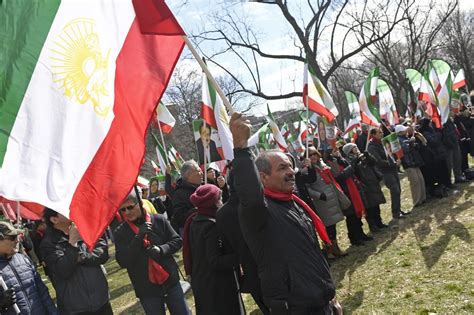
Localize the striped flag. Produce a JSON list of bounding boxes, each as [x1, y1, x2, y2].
[[281, 123, 290, 139], [419, 72, 441, 128], [248, 123, 270, 147], [430, 59, 451, 93], [266, 105, 288, 151], [152, 134, 168, 177], [151, 160, 161, 175], [0, 0, 185, 247], [200, 72, 234, 160], [344, 91, 361, 134], [156, 102, 175, 134], [359, 67, 381, 126], [437, 73, 453, 125], [377, 79, 398, 126], [405, 69, 423, 92], [303, 62, 339, 121], [453, 69, 467, 90]]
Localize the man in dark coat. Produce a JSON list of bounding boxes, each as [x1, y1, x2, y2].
[[170, 160, 202, 234], [229, 113, 341, 314], [343, 143, 387, 232], [367, 127, 407, 220], [0, 221, 57, 315], [216, 169, 269, 314], [114, 190, 190, 315], [40, 209, 111, 315]]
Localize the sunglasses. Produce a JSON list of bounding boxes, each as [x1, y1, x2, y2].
[[119, 202, 137, 212]]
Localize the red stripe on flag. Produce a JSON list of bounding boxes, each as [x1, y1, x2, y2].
[[306, 97, 336, 122], [201, 102, 217, 129], [70, 18, 184, 248], [453, 80, 466, 90], [159, 121, 174, 134], [132, 0, 185, 35]]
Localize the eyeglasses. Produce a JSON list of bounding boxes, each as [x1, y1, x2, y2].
[[119, 203, 137, 212], [1, 235, 18, 241]]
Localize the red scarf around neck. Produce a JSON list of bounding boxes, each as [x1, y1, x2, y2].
[[337, 164, 365, 218], [263, 188, 331, 244], [126, 212, 169, 285], [315, 165, 342, 191]]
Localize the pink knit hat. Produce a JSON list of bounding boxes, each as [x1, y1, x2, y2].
[[190, 184, 222, 210]]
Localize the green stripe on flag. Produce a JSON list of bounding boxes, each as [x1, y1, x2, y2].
[[207, 78, 217, 108], [0, 0, 61, 165]]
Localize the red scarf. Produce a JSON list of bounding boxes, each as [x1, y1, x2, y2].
[[263, 188, 331, 244], [126, 213, 169, 285], [315, 165, 342, 191], [337, 164, 365, 218]]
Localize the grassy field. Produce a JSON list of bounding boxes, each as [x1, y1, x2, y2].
[[41, 175, 474, 314]]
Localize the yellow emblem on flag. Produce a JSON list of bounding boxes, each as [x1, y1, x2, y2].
[[51, 18, 111, 117]]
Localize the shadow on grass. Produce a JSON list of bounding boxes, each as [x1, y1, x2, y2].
[[110, 283, 135, 301], [331, 183, 473, 312], [117, 301, 144, 315]]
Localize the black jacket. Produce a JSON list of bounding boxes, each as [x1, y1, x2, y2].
[[367, 139, 398, 173], [233, 148, 335, 308], [216, 172, 266, 313], [40, 229, 109, 314], [114, 214, 181, 298], [171, 179, 198, 231], [189, 214, 240, 314], [398, 136, 424, 168]]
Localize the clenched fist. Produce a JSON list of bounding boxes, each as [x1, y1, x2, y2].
[[229, 112, 251, 149]]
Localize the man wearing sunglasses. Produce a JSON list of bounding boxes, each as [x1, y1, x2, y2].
[[114, 190, 190, 315], [0, 221, 57, 314]]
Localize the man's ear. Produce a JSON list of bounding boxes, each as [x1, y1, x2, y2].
[[259, 171, 269, 185], [49, 216, 58, 226]]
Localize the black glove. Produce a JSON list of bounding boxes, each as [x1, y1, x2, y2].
[[319, 192, 327, 201], [0, 288, 16, 310], [146, 245, 162, 261], [137, 222, 154, 239]]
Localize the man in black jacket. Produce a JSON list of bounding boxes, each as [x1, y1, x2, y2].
[[367, 128, 408, 220], [114, 190, 190, 315], [170, 160, 202, 234], [229, 113, 341, 315], [216, 168, 269, 314], [40, 208, 111, 315]]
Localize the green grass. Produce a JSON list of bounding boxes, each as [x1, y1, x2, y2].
[[40, 176, 474, 314]]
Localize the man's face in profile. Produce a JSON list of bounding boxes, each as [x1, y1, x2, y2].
[[200, 124, 211, 147]]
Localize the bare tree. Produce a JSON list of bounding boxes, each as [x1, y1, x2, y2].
[[192, 0, 415, 102], [358, 0, 458, 114], [439, 8, 474, 90]]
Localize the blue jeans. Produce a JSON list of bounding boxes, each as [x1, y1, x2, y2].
[[140, 282, 191, 315]]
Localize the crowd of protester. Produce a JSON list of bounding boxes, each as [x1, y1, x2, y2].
[[1, 94, 473, 314]]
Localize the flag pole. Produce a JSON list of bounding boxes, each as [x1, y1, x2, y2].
[[182, 36, 234, 114], [305, 94, 310, 159], [16, 201, 21, 226], [157, 117, 170, 165]]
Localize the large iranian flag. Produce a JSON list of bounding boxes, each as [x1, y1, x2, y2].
[[359, 67, 381, 126], [0, 0, 185, 247], [453, 69, 467, 90], [405, 69, 423, 92], [303, 62, 339, 121], [419, 72, 441, 128], [430, 59, 451, 93]]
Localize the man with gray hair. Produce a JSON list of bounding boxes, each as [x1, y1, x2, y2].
[[170, 160, 203, 234], [114, 189, 190, 315], [230, 113, 341, 314]]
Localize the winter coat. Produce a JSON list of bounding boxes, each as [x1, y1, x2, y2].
[[305, 165, 344, 227], [216, 188, 262, 300], [171, 179, 198, 231], [189, 214, 240, 315], [367, 139, 398, 173], [40, 229, 109, 314], [398, 135, 424, 168], [233, 148, 335, 309], [114, 214, 181, 298], [422, 127, 448, 161], [346, 152, 386, 209], [0, 253, 57, 315], [442, 119, 459, 150]]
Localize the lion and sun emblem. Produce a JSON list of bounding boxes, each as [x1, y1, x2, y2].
[[50, 18, 111, 117]]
